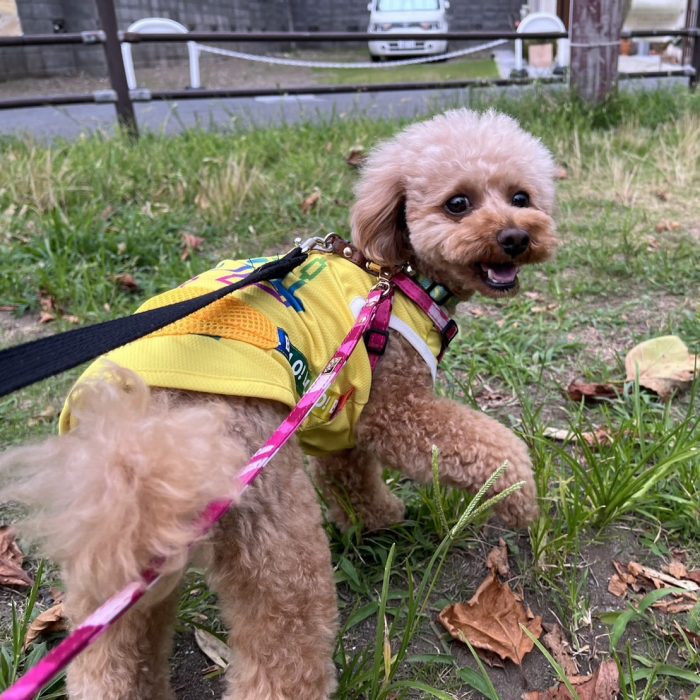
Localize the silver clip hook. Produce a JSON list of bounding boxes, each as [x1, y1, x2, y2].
[[294, 233, 336, 253]]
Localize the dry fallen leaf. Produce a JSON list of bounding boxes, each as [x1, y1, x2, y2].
[[686, 570, 700, 585], [300, 189, 321, 214], [542, 427, 613, 447], [629, 560, 699, 591], [581, 428, 613, 446], [645, 236, 660, 251], [345, 146, 367, 168], [607, 574, 628, 598], [38, 311, 55, 324], [194, 191, 210, 211], [655, 220, 681, 233], [181, 233, 206, 262], [0, 527, 33, 588], [439, 572, 542, 666], [113, 273, 140, 292], [541, 622, 579, 676], [566, 381, 619, 403], [652, 597, 697, 614], [24, 602, 68, 649], [194, 627, 230, 669], [34, 405, 56, 421], [572, 659, 620, 699], [522, 659, 619, 700], [664, 560, 688, 579], [612, 560, 634, 582], [476, 387, 516, 409], [467, 306, 487, 318], [532, 303, 559, 314], [485, 538, 510, 577], [624, 335, 698, 400], [610, 560, 700, 614], [39, 292, 56, 314]]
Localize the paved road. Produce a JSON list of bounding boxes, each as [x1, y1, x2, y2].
[[0, 87, 481, 141], [0, 75, 689, 141]]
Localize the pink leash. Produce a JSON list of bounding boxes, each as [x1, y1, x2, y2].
[[1, 283, 393, 700]]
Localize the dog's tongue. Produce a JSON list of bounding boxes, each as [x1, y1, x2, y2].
[[482, 263, 518, 284]]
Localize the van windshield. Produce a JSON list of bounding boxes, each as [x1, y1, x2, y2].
[[376, 0, 440, 10]]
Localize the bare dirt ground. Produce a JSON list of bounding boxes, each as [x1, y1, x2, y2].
[[166, 525, 654, 700]]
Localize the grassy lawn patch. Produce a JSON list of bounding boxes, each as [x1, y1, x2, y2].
[[0, 88, 698, 699], [316, 55, 499, 85]]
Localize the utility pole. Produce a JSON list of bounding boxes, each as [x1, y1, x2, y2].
[[569, 0, 627, 104]]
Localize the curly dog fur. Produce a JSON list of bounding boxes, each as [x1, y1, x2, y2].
[[0, 108, 557, 699]]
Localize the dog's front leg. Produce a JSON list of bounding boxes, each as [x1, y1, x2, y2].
[[313, 449, 406, 531], [357, 336, 539, 527]]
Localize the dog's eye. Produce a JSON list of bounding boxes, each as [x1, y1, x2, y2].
[[511, 191, 530, 208], [444, 195, 471, 216]]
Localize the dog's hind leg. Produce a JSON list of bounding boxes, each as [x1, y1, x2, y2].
[[65, 582, 181, 700], [0, 374, 251, 698], [313, 449, 406, 532], [208, 442, 338, 700]]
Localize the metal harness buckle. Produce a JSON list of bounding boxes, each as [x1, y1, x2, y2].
[[295, 232, 337, 253]]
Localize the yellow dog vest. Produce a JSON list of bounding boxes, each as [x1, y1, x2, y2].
[[60, 252, 442, 455]]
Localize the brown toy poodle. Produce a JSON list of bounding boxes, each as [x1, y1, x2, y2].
[[0, 108, 557, 699]]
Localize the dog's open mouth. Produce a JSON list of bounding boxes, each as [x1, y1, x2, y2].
[[478, 262, 519, 291]]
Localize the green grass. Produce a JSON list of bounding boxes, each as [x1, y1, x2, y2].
[[316, 56, 499, 85], [1, 87, 699, 698]]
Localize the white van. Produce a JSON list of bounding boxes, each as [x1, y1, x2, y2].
[[367, 0, 450, 60]]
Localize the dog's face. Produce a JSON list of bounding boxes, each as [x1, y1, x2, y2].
[[351, 109, 558, 299]]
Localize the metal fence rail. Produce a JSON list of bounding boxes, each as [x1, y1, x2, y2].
[[0, 0, 697, 137]]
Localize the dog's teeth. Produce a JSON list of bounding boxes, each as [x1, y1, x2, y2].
[[483, 264, 518, 285]]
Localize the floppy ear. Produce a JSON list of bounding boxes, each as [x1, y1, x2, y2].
[[350, 143, 412, 267]]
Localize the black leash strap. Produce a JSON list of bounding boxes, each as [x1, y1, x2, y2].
[[0, 247, 309, 399]]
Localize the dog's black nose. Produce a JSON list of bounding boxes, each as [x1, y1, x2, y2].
[[497, 228, 530, 258]]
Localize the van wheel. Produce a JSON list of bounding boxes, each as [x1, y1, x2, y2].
[[370, 55, 382, 62]]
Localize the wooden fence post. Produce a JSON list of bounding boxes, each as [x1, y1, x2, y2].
[[569, 0, 627, 104], [95, 0, 138, 136], [690, 0, 700, 90]]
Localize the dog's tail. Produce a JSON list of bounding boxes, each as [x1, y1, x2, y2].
[[0, 367, 246, 598]]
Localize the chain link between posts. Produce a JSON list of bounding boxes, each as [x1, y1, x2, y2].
[[195, 39, 508, 69]]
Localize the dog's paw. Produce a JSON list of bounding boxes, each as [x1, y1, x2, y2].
[[329, 491, 406, 533], [361, 492, 406, 532], [492, 439, 539, 528], [495, 485, 539, 528], [478, 429, 539, 528]]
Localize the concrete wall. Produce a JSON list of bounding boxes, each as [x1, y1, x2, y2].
[[0, 0, 100, 80], [1, 0, 524, 80], [287, 0, 523, 32]]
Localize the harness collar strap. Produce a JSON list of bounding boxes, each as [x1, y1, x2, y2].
[[392, 273, 459, 359], [413, 274, 454, 306], [322, 234, 459, 360]]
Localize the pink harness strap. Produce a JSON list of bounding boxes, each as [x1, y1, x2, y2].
[[2, 260, 460, 700], [0, 285, 391, 700]]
